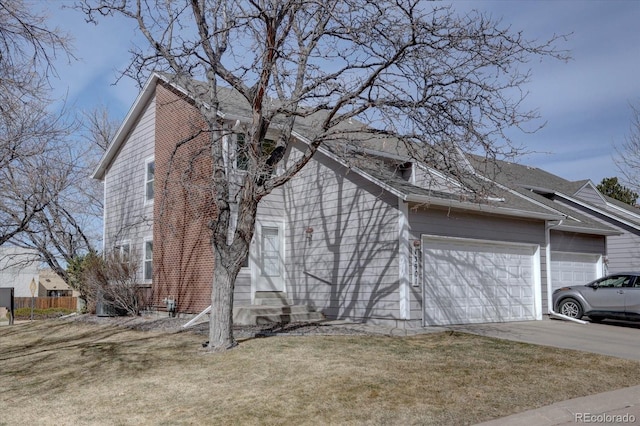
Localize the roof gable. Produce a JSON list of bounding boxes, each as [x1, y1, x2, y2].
[[92, 73, 164, 180], [574, 182, 607, 207], [467, 155, 640, 233]]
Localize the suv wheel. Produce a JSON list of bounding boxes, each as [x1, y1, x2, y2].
[[558, 298, 583, 319]]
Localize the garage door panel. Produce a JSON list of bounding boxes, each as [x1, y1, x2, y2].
[[423, 238, 538, 326], [551, 252, 599, 292], [495, 297, 510, 310], [468, 307, 484, 321], [470, 285, 496, 298], [494, 286, 508, 299], [510, 285, 525, 298]]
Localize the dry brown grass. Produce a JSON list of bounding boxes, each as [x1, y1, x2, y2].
[[2, 320, 640, 426]]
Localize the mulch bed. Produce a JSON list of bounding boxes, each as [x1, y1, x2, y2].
[[69, 313, 374, 338]]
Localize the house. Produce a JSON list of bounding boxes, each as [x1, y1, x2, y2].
[[38, 269, 78, 298], [0, 246, 39, 298], [471, 157, 640, 275], [92, 73, 617, 327]]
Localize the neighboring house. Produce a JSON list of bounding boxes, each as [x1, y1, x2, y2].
[[571, 186, 640, 273], [473, 157, 640, 276], [92, 73, 617, 327], [0, 247, 40, 298], [38, 269, 78, 298]]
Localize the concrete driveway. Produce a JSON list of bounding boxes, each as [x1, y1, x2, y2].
[[449, 317, 640, 361]]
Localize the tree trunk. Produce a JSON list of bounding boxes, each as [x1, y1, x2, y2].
[[208, 254, 237, 351]]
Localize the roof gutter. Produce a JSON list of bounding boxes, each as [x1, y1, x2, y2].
[[521, 182, 640, 228], [404, 193, 564, 221], [556, 193, 640, 232], [550, 222, 621, 236]]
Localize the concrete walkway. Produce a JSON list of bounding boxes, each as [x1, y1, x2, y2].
[[475, 384, 640, 425], [449, 318, 640, 361]]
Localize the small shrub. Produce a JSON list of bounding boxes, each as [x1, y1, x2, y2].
[[12, 307, 75, 321], [83, 252, 148, 316], [67, 251, 151, 317]]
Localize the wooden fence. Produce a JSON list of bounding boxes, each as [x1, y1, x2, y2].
[[14, 297, 77, 310]]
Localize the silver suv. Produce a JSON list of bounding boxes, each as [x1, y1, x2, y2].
[[552, 273, 640, 322]]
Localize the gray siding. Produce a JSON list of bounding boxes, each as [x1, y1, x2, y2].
[[103, 96, 156, 281], [413, 164, 463, 194], [408, 207, 548, 318], [259, 187, 287, 217], [606, 232, 640, 272], [234, 270, 252, 306], [555, 199, 640, 273], [550, 231, 605, 254], [280, 143, 401, 321], [575, 186, 606, 207]]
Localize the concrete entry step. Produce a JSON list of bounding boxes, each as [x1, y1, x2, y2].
[[233, 292, 324, 325], [253, 291, 293, 306]]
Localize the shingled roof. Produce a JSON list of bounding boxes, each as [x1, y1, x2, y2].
[[467, 155, 619, 235], [95, 73, 599, 224]]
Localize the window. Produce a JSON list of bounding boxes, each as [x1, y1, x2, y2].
[[114, 241, 130, 261], [236, 134, 248, 170], [47, 290, 71, 297], [261, 138, 276, 157], [145, 158, 155, 202], [144, 239, 153, 281], [596, 275, 632, 288], [234, 134, 276, 171]]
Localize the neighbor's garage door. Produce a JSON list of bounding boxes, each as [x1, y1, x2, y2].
[[422, 237, 539, 326], [550, 252, 600, 292]]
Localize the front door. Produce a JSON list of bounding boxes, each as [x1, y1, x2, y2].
[[252, 219, 285, 293]]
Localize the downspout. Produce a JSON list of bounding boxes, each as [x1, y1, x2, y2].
[[545, 219, 559, 316], [545, 219, 588, 324], [102, 180, 107, 253], [398, 198, 411, 321]]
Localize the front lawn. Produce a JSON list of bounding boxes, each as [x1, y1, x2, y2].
[[1, 319, 639, 425]]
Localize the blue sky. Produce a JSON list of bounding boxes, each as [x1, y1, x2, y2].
[[43, 0, 640, 185]]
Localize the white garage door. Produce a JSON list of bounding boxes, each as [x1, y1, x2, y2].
[[423, 237, 539, 326], [550, 252, 600, 292]]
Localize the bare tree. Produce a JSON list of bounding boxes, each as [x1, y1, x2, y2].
[[0, 0, 72, 101], [10, 106, 116, 282], [80, 0, 568, 351], [82, 105, 120, 152], [0, 97, 72, 246], [1, 2, 112, 298], [617, 102, 640, 195], [0, 0, 74, 246]]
